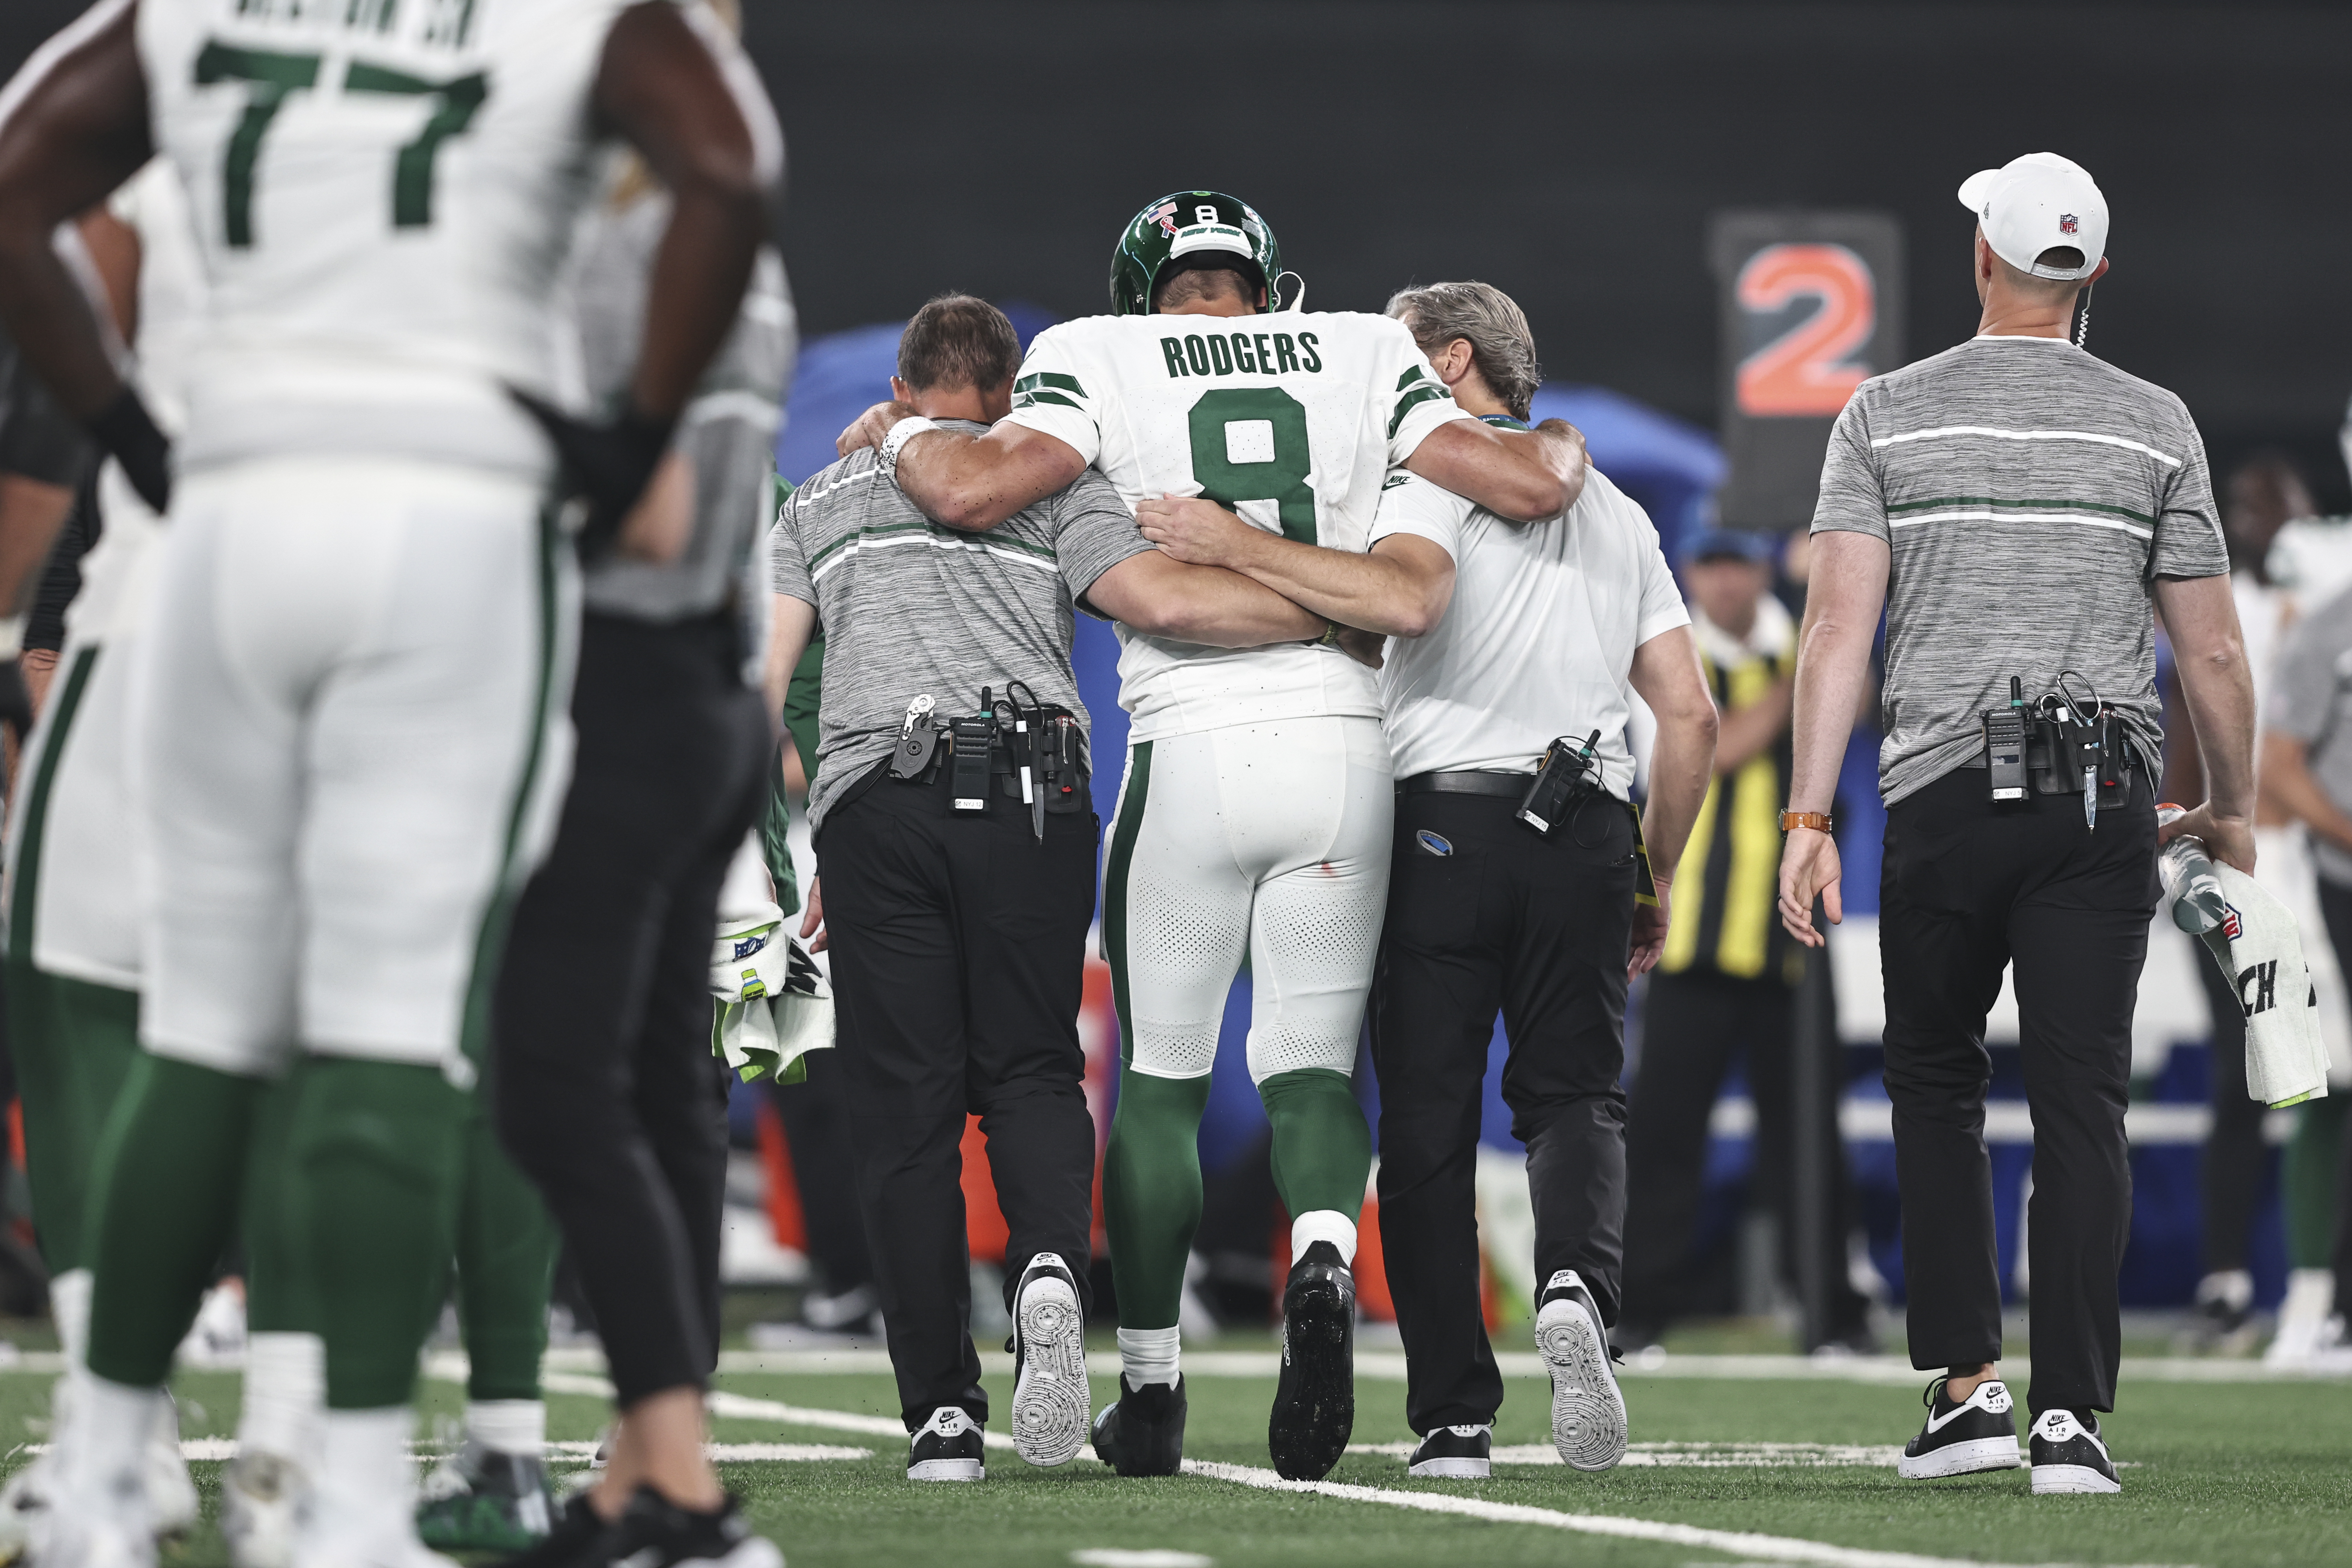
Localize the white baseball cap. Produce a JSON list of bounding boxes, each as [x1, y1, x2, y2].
[[1956, 153, 2107, 281]]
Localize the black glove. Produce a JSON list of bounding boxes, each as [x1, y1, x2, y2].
[[509, 388, 675, 561], [86, 384, 173, 515]]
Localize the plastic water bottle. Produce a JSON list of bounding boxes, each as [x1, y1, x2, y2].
[[2156, 803, 2230, 935]]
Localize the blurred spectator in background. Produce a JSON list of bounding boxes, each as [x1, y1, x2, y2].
[[2255, 580, 2352, 1366], [2160, 452, 2316, 1350], [1619, 529, 1872, 1353]]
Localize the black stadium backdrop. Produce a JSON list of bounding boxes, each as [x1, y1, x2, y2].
[[5, 1, 2347, 510]]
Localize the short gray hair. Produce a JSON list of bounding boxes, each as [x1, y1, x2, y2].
[[1384, 280, 1541, 420]]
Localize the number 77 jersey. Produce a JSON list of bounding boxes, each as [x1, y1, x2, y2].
[[1003, 310, 1472, 742], [140, 0, 632, 478]]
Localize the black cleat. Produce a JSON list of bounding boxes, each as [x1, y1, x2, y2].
[[2029, 1409, 2120, 1494], [1090, 1375, 1187, 1477], [417, 1440, 558, 1552], [906, 1406, 986, 1482], [1897, 1376, 2022, 1479], [1407, 1424, 1491, 1479], [1269, 1240, 1355, 1481]]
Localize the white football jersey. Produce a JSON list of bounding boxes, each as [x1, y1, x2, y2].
[[1004, 310, 1472, 742], [140, 0, 632, 477]]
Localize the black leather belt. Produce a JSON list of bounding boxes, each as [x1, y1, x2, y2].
[[1398, 769, 1532, 798]]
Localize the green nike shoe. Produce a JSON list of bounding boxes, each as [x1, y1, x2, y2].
[[415, 1440, 557, 1552]]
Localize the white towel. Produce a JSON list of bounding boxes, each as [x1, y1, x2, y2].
[[2203, 863, 2331, 1108], [710, 916, 833, 1083]]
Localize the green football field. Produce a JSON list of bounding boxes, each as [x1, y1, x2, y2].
[[1, 1344, 2346, 1568]]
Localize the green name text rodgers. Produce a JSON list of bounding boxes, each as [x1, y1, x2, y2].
[[1158, 330, 1322, 379]]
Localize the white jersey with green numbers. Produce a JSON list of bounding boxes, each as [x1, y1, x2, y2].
[[139, 0, 632, 479], [1002, 310, 1473, 742]]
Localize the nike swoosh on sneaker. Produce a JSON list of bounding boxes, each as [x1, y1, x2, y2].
[[1923, 1385, 2008, 1434]]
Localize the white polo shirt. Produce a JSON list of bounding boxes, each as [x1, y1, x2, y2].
[[1369, 430, 1687, 800]]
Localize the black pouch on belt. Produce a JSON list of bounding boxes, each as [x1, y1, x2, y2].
[[949, 713, 995, 812]]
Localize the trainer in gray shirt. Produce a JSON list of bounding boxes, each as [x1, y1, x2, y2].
[[2267, 584, 2352, 887], [770, 422, 1148, 829], [1812, 334, 2228, 802]]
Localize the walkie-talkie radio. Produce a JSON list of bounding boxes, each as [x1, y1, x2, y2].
[[1983, 677, 2029, 802], [1517, 730, 1603, 837]]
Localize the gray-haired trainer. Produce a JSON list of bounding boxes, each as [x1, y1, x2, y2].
[[1535, 1270, 1626, 1471], [1407, 1425, 1491, 1479], [1898, 1376, 2022, 1479], [1009, 1252, 1089, 1467], [2029, 1409, 2120, 1494], [907, 1407, 986, 1482]]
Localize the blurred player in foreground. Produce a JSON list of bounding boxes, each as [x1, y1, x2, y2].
[[0, 1, 776, 1562]]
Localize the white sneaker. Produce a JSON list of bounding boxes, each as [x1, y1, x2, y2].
[[2265, 1268, 2335, 1365], [221, 1451, 309, 1568], [176, 1285, 249, 1369], [1535, 1270, 1626, 1472], [1008, 1253, 1088, 1468]]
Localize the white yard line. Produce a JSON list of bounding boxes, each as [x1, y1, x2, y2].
[[1186, 1459, 2185, 1568], [705, 1347, 2349, 1386]]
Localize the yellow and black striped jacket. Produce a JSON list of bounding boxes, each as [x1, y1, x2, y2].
[[1658, 602, 1803, 986]]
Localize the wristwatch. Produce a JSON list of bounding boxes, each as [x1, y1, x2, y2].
[[1780, 811, 1833, 833]]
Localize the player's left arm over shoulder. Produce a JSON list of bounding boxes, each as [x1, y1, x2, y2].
[[1059, 468, 1323, 647], [1403, 417, 1586, 523]]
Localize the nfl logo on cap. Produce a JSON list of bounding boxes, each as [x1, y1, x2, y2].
[[2060, 213, 2079, 235]]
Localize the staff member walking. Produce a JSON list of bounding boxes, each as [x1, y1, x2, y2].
[[1620, 528, 1874, 1355], [769, 295, 1340, 1483], [1779, 153, 2254, 1494], [1144, 281, 1717, 1478]]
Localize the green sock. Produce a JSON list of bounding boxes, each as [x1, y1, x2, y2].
[[1259, 1067, 1372, 1225], [8, 967, 140, 1275], [1102, 1067, 1211, 1331], [268, 1057, 468, 1410], [2284, 1097, 2345, 1270], [240, 1074, 306, 1335], [84, 1053, 266, 1388], [455, 1110, 557, 1404]]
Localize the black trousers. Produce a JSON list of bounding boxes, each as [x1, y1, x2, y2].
[[816, 763, 1099, 1431], [1621, 970, 1871, 1339], [2194, 948, 2271, 1275], [1879, 765, 2158, 1416], [493, 612, 769, 1406], [1370, 789, 1633, 1435]]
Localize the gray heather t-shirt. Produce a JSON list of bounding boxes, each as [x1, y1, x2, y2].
[[1812, 335, 2229, 804], [769, 422, 1153, 828], [2267, 583, 2352, 886], [562, 189, 796, 623]]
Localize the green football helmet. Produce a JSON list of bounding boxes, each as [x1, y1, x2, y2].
[[1108, 191, 1285, 316]]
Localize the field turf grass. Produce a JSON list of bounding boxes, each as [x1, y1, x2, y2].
[[0, 1357, 2343, 1567]]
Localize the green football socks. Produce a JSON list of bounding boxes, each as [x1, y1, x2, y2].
[[8, 972, 141, 1275], [83, 1053, 265, 1389], [266, 1056, 468, 1410], [1102, 1067, 1213, 1331], [453, 1109, 558, 1404], [1258, 1067, 1373, 1228]]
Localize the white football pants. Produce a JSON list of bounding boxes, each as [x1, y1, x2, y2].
[[131, 457, 576, 1078], [1105, 715, 1392, 1084]]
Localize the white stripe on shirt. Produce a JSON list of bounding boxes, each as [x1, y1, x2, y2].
[[1888, 507, 2154, 541], [808, 530, 1061, 584], [1870, 425, 2183, 468]]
